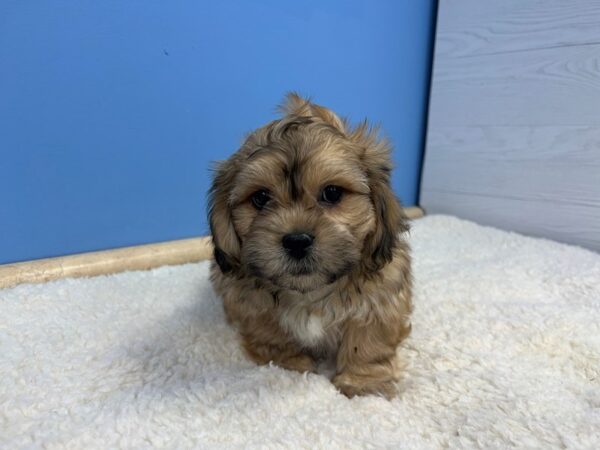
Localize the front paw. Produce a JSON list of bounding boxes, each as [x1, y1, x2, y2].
[[277, 353, 316, 373], [332, 373, 397, 399]]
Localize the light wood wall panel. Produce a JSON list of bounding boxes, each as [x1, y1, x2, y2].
[[422, 0, 600, 251]]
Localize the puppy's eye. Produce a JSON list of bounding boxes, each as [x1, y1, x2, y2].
[[251, 189, 271, 210], [320, 185, 343, 204]]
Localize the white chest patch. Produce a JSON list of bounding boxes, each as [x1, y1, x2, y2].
[[280, 310, 325, 348]]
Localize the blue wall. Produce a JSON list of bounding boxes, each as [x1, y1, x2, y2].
[[0, 0, 436, 264]]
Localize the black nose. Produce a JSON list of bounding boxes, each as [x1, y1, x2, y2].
[[282, 233, 314, 260]]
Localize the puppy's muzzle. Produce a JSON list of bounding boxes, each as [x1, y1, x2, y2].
[[282, 232, 314, 260]]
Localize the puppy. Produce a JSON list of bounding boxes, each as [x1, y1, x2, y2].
[[208, 93, 412, 398]]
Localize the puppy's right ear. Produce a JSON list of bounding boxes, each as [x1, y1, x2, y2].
[[208, 160, 241, 275]]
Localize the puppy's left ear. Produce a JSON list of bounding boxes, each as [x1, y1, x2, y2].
[[279, 92, 347, 133], [355, 125, 409, 272], [208, 160, 241, 275]]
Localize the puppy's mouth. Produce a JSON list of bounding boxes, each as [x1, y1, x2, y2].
[[287, 262, 315, 276], [252, 264, 354, 294], [275, 267, 320, 293]]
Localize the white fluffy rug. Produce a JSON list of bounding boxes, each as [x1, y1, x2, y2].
[[1, 215, 599, 449]]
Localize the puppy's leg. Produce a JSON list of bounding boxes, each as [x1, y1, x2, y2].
[[333, 319, 411, 399], [239, 314, 316, 373], [220, 287, 316, 373]]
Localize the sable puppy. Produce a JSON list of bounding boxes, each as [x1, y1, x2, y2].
[[208, 93, 412, 398]]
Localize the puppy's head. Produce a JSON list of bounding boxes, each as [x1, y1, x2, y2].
[[208, 93, 408, 293]]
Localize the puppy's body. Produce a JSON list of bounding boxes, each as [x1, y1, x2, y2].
[[211, 245, 411, 397], [209, 94, 412, 398]]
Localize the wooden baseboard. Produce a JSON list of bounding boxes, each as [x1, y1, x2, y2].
[[0, 206, 423, 289], [0, 237, 214, 290]]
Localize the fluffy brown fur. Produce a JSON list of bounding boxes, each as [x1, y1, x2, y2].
[[208, 93, 412, 398]]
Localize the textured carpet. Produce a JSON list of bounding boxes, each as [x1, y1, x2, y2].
[[1, 215, 599, 449]]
